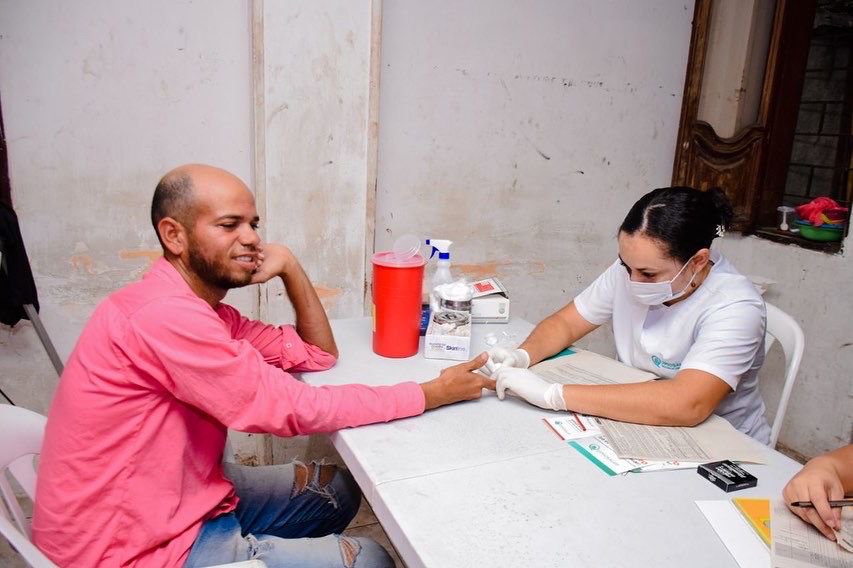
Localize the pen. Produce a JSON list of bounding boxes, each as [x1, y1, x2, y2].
[[542, 419, 565, 441], [789, 499, 853, 509], [572, 412, 587, 432]]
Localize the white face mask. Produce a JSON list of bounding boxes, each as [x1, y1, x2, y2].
[[626, 255, 698, 306]]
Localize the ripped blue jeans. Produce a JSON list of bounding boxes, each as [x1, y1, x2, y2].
[[184, 462, 393, 568]]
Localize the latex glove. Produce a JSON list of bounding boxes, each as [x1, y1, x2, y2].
[[481, 347, 530, 377], [494, 367, 567, 411]]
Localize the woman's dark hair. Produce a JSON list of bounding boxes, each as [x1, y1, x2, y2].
[[619, 186, 734, 263]]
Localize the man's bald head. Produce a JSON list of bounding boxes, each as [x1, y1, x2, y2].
[[151, 164, 253, 248], [151, 166, 197, 247]]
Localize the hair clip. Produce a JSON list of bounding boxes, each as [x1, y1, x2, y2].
[[715, 224, 725, 238]]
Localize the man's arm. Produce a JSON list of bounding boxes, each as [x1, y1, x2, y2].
[[135, 297, 493, 436], [252, 243, 338, 358]]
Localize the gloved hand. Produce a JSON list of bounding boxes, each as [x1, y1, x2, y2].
[[480, 347, 530, 377], [494, 367, 567, 411]]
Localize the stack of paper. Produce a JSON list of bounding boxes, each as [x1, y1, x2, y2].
[[597, 414, 766, 464], [771, 500, 853, 567], [696, 498, 853, 568], [543, 417, 703, 475], [532, 349, 766, 465]]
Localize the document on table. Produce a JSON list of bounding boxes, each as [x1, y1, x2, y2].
[[771, 499, 853, 568], [543, 414, 602, 441], [568, 435, 641, 476], [532, 349, 656, 385], [597, 414, 766, 464], [566, 432, 703, 475], [696, 499, 770, 568], [698, 499, 853, 568], [532, 349, 766, 464]]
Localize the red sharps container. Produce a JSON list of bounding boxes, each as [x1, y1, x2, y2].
[[371, 249, 426, 357]]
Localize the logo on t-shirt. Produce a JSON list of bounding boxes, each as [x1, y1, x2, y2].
[[651, 355, 681, 371]]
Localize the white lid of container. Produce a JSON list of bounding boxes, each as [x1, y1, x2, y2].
[[372, 234, 426, 268]]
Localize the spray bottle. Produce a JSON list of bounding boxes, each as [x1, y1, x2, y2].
[[426, 238, 453, 312]]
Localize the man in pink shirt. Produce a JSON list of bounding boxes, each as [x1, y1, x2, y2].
[[32, 164, 491, 567]]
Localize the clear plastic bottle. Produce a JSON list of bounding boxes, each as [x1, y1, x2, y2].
[[426, 239, 453, 312]]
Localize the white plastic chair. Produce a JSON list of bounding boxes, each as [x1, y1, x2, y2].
[[0, 404, 52, 567], [0, 405, 265, 568], [763, 303, 805, 447]]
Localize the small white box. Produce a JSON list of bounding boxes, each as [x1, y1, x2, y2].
[[470, 278, 510, 323], [424, 311, 471, 361]]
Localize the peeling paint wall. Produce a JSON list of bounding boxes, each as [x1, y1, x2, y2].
[[0, 0, 374, 467], [0, 0, 255, 412], [253, 0, 375, 464], [2, 1, 847, 464], [375, 0, 693, 356], [718, 236, 853, 456], [257, 1, 373, 325], [374, 0, 851, 458]]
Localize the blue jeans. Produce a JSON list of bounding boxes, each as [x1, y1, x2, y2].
[[184, 462, 394, 568]]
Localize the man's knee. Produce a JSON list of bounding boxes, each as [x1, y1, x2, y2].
[[291, 462, 361, 526], [292, 461, 334, 494], [338, 536, 394, 568]]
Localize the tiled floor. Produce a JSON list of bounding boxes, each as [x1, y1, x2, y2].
[[0, 537, 28, 568], [0, 494, 29, 567]]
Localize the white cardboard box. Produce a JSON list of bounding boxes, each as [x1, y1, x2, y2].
[[424, 311, 471, 361], [470, 278, 510, 323]]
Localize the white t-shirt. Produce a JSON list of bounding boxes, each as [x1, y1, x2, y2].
[[573, 249, 771, 444]]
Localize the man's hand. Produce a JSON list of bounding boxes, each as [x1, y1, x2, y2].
[[494, 367, 567, 411], [250, 243, 298, 285], [421, 353, 494, 410], [250, 242, 338, 357], [783, 456, 845, 540], [480, 347, 530, 377]]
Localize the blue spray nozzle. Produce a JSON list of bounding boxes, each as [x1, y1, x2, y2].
[[425, 239, 452, 260]]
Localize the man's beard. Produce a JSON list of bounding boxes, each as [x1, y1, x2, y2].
[[187, 238, 254, 290]]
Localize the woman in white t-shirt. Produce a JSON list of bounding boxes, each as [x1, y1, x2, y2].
[[485, 186, 771, 443]]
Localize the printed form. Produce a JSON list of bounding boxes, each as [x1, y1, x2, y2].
[[531, 349, 766, 464], [533, 349, 656, 386], [771, 500, 853, 568], [597, 415, 766, 464]]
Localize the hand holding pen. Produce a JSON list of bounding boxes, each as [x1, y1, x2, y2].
[[783, 451, 851, 541]]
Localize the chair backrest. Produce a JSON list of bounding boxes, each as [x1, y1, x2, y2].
[[763, 303, 805, 447], [0, 404, 56, 567]]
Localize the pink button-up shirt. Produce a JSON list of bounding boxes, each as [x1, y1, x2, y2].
[[32, 258, 425, 567]]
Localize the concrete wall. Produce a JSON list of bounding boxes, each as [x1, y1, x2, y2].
[[256, 0, 375, 325], [719, 236, 853, 455], [253, 0, 378, 464], [0, 0, 255, 414], [375, 1, 693, 358], [374, 0, 851, 457], [1, 0, 848, 460], [0, 0, 378, 465]]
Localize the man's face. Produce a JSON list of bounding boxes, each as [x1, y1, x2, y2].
[[184, 180, 261, 292]]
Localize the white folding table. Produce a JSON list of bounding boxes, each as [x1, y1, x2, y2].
[[303, 317, 801, 568]]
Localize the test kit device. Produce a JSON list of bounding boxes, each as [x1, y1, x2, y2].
[[424, 281, 474, 361], [470, 278, 510, 323], [697, 460, 758, 492]]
